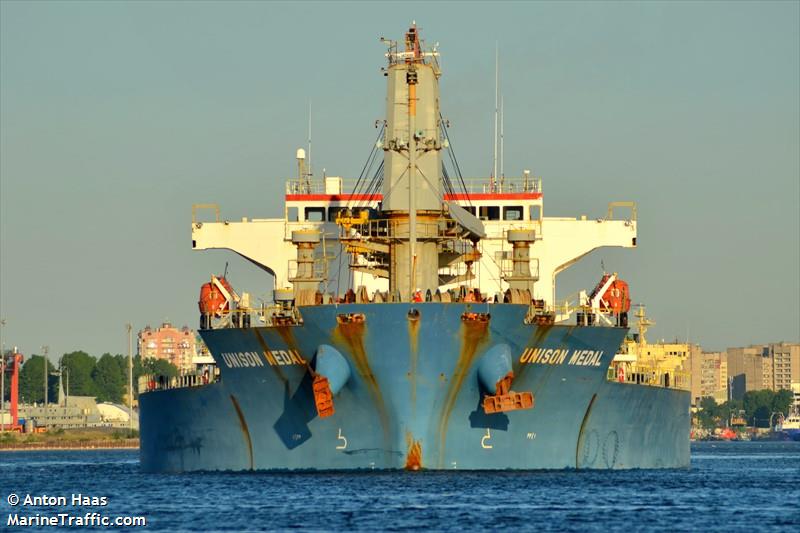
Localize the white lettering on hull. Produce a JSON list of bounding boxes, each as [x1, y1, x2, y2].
[[519, 348, 605, 367], [218, 349, 306, 368]]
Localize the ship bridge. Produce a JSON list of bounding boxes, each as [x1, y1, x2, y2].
[[191, 169, 636, 308]]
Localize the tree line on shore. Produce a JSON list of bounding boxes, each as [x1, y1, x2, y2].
[[2, 351, 179, 406], [695, 389, 794, 429]]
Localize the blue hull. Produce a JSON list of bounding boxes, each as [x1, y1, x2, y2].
[[139, 303, 690, 471], [783, 429, 800, 442]]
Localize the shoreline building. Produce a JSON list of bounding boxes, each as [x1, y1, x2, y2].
[[704, 352, 728, 403], [688, 347, 727, 406], [727, 342, 800, 400], [19, 374, 138, 430], [137, 322, 197, 372], [769, 342, 800, 393], [687, 344, 703, 405], [727, 345, 770, 400]]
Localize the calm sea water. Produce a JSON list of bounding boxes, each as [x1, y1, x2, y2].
[[1, 442, 798, 531]]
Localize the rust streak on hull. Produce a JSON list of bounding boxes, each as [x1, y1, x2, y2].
[[516, 324, 565, 392], [511, 324, 553, 381], [408, 316, 420, 410], [437, 317, 489, 467], [275, 326, 302, 360], [333, 321, 391, 450], [275, 325, 315, 375], [404, 433, 423, 471], [252, 329, 287, 383], [229, 395, 254, 470], [576, 393, 598, 469]]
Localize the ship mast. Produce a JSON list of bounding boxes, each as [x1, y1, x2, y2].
[[379, 23, 445, 300], [335, 24, 485, 301], [407, 27, 419, 298]]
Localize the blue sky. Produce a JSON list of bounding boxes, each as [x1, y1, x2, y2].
[[1, 1, 798, 360]]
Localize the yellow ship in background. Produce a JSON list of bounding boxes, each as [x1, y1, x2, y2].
[[609, 307, 691, 390]]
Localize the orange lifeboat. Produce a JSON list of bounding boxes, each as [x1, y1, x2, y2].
[[601, 278, 630, 314], [198, 276, 235, 316], [592, 274, 631, 314]]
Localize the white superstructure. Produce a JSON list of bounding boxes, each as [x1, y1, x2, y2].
[[191, 167, 637, 314]]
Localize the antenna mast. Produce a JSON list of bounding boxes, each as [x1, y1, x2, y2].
[[307, 100, 313, 184], [500, 94, 504, 190], [493, 42, 498, 189]]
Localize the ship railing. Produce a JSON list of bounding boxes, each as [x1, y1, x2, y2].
[[204, 304, 304, 329], [523, 300, 622, 327], [455, 176, 542, 195], [283, 176, 542, 198], [253, 304, 304, 326], [499, 257, 540, 281], [287, 257, 329, 281], [337, 217, 445, 241], [606, 201, 637, 221], [192, 203, 220, 223], [551, 294, 581, 322], [285, 178, 358, 195], [213, 294, 623, 328], [140, 368, 219, 393], [607, 363, 690, 391], [552, 300, 618, 326]]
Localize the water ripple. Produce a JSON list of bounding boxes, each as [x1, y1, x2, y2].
[[0, 443, 798, 531]]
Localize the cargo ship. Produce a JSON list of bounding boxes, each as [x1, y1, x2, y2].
[[139, 25, 690, 471], [610, 306, 692, 390]]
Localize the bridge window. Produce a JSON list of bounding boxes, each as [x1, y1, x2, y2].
[[287, 207, 298, 222], [478, 206, 500, 221], [529, 205, 542, 222], [328, 207, 346, 222], [503, 206, 523, 221], [305, 207, 325, 222], [461, 206, 476, 215]]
